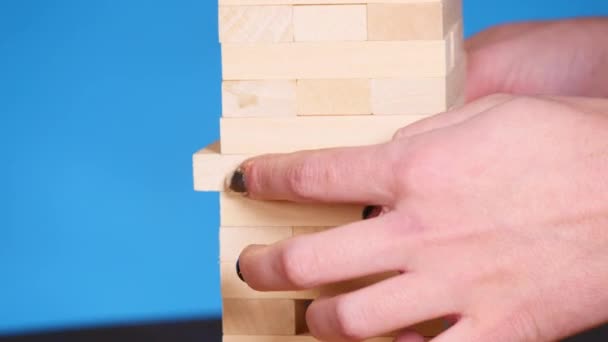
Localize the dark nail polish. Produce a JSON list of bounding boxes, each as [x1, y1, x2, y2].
[[236, 259, 245, 282], [362, 205, 376, 220], [229, 168, 247, 193]]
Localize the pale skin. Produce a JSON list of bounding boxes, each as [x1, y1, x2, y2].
[[236, 19, 608, 342]]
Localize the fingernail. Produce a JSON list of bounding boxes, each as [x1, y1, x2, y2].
[[362, 205, 376, 220], [228, 167, 247, 193], [236, 259, 245, 282]]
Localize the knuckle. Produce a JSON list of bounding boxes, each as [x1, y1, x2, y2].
[[285, 158, 322, 200], [389, 139, 446, 193], [392, 126, 410, 141], [333, 297, 366, 341], [278, 241, 317, 288]]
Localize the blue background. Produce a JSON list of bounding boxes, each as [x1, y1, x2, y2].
[[1, 0, 608, 336]]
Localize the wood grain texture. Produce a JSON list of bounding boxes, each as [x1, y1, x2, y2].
[[223, 80, 297, 117], [368, 3, 443, 40], [220, 193, 361, 227], [220, 115, 427, 154], [220, 227, 293, 262], [223, 299, 309, 335], [222, 41, 448, 80], [219, 6, 293, 43], [293, 5, 367, 42], [371, 60, 466, 115], [296, 79, 371, 115], [371, 76, 448, 115]]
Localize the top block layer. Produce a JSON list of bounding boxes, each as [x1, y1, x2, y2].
[[220, 0, 441, 4]]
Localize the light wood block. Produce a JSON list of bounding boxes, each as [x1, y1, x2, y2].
[[220, 0, 442, 4], [221, 262, 320, 299], [368, 0, 462, 41], [220, 227, 293, 261], [447, 20, 465, 72], [222, 41, 448, 80], [219, 6, 293, 43], [296, 79, 371, 115], [293, 5, 367, 42], [371, 76, 449, 115], [221, 193, 361, 227], [192, 142, 244, 192], [371, 61, 466, 115], [223, 299, 309, 335], [220, 115, 427, 154], [223, 80, 297, 117]]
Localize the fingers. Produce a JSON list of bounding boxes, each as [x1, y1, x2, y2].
[[231, 143, 399, 205], [394, 331, 426, 342], [392, 94, 515, 140], [429, 319, 475, 342], [238, 213, 413, 291], [306, 273, 458, 342]]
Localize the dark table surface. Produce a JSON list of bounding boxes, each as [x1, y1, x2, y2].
[[1, 319, 606, 342]]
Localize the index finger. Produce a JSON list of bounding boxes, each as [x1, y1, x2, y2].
[[228, 143, 400, 205]]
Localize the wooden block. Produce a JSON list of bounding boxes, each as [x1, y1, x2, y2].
[[192, 142, 244, 192], [368, 3, 444, 41], [446, 58, 467, 110], [447, 20, 465, 72], [221, 262, 320, 299], [296, 79, 371, 115], [220, 227, 293, 261], [223, 80, 297, 117], [371, 60, 466, 115], [220, 0, 442, 4], [220, 115, 427, 154], [293, 5, 367, 42], [222, 41, 448, 80], [219, 6, 293, 43], [221, 193, 361, 227], [223, 299, 309, 335]]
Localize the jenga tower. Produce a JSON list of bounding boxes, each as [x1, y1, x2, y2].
[[194, 0, 465, 341]]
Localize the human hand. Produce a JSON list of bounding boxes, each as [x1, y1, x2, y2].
[[466, 19, 608, 101], [234, 94, 608, 342]]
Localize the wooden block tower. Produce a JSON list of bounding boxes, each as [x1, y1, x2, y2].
[[194, 0, 466, 340]]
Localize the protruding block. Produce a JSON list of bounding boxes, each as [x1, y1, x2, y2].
[[192, 142, 243, 192], [220, 0, 442, 4], [222, 41, 449, 80], [223, 80, 297, 117], [297, 79, 371, 115], [293, 5, 367, 42], [368, 1, 461, 41], [221, 193, 361, 227], [223, 299, 309, 335], [220, 115, 427, 154], [220, 227, 293, 261], [219, 6, 293, 43], [221, 262, 320, 299]]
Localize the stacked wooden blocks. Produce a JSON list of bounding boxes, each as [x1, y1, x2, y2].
[[194, 0, 466, 340]]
